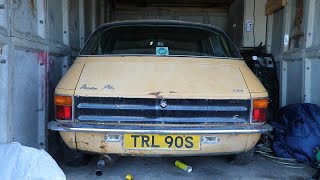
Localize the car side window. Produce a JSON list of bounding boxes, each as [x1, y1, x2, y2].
[[210, 34, 225, 57]]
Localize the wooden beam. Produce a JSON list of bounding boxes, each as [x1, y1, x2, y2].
[[265, 0, 287, 15]]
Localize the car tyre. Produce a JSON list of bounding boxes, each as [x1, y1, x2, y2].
[[230, 147, 255, 165]]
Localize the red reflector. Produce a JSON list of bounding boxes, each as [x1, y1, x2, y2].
[[56, 106, 72, 120], [253, 108, 267, 123]]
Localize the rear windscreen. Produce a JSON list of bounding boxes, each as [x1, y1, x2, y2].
[[80, 25, 242, 58]]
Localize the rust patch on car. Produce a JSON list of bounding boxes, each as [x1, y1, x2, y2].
[[78, 141, 89, 145], [99, 140, 109, 151], [148, 92, 163, 99], [99, 143, 109, 152], [76, 141, 90, 150], [149, 91, 162, 96]]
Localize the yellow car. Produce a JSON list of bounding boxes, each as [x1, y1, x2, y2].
[[49, 20, 271, 165]]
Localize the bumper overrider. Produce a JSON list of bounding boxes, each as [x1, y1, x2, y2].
[[48, 121, 272, 156]]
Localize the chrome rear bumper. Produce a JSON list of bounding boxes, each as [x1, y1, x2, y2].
[[48, 121, 272, 134]]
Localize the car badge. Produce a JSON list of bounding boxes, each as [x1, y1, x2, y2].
[[160, 100, 167, 108]]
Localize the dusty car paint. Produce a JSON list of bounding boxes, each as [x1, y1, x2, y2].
[[56, 56, 267, 99], [54, 56, 268, 155], [51, 21, 270, 156]]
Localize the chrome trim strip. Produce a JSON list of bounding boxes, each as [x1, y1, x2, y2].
[[77, 103, 248, 111], [48, 121, 272, 134], [77, 115, 247, 123], [78, 103, 155, 110]]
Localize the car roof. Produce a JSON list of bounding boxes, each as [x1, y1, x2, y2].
[[95, 19, 226, 34]]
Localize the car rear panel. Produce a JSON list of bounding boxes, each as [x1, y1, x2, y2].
[[53, 56, 270, 156]]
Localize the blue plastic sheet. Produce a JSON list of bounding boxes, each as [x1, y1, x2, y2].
[[272, 104, 320, 167]]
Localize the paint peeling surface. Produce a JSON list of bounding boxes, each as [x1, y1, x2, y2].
[[37, 51, 48, 65]]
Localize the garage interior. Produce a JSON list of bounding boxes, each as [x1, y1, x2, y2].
[[0, 0, 319, 179]]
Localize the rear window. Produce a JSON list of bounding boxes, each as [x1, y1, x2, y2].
[[80, 25, 242, 58]]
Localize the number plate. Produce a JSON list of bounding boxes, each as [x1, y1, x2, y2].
[[123, 134, 200, 150]]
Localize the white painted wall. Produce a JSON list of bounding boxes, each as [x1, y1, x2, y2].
[[0, 0, 8, 32], [243, 0, 267, 47], [312, 0, 320, 46], [0, 43, 9, 144], [0, 0, 9, 144]]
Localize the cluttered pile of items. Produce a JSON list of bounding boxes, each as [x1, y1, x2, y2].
[[254, 103, 320, 180], [241, 44, 320, 180]]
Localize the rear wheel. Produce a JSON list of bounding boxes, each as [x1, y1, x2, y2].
[[230, 148, 255, 165]]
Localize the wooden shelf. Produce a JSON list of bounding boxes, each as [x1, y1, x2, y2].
[[265, 0, 287, 15]]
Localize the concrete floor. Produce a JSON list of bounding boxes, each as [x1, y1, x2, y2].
[[61, 154, 315, 180]]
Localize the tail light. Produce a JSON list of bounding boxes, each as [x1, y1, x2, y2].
[[55, 95, 72, 120], [252, 98, 268, 123]]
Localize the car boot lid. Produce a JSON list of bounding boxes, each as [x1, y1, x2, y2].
[[73, 56, 254, 99]]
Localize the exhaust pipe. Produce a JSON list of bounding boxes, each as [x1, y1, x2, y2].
[[104, 154, 119, 164], [95, 155, 119, 176], [95, 159, 106, 176]]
